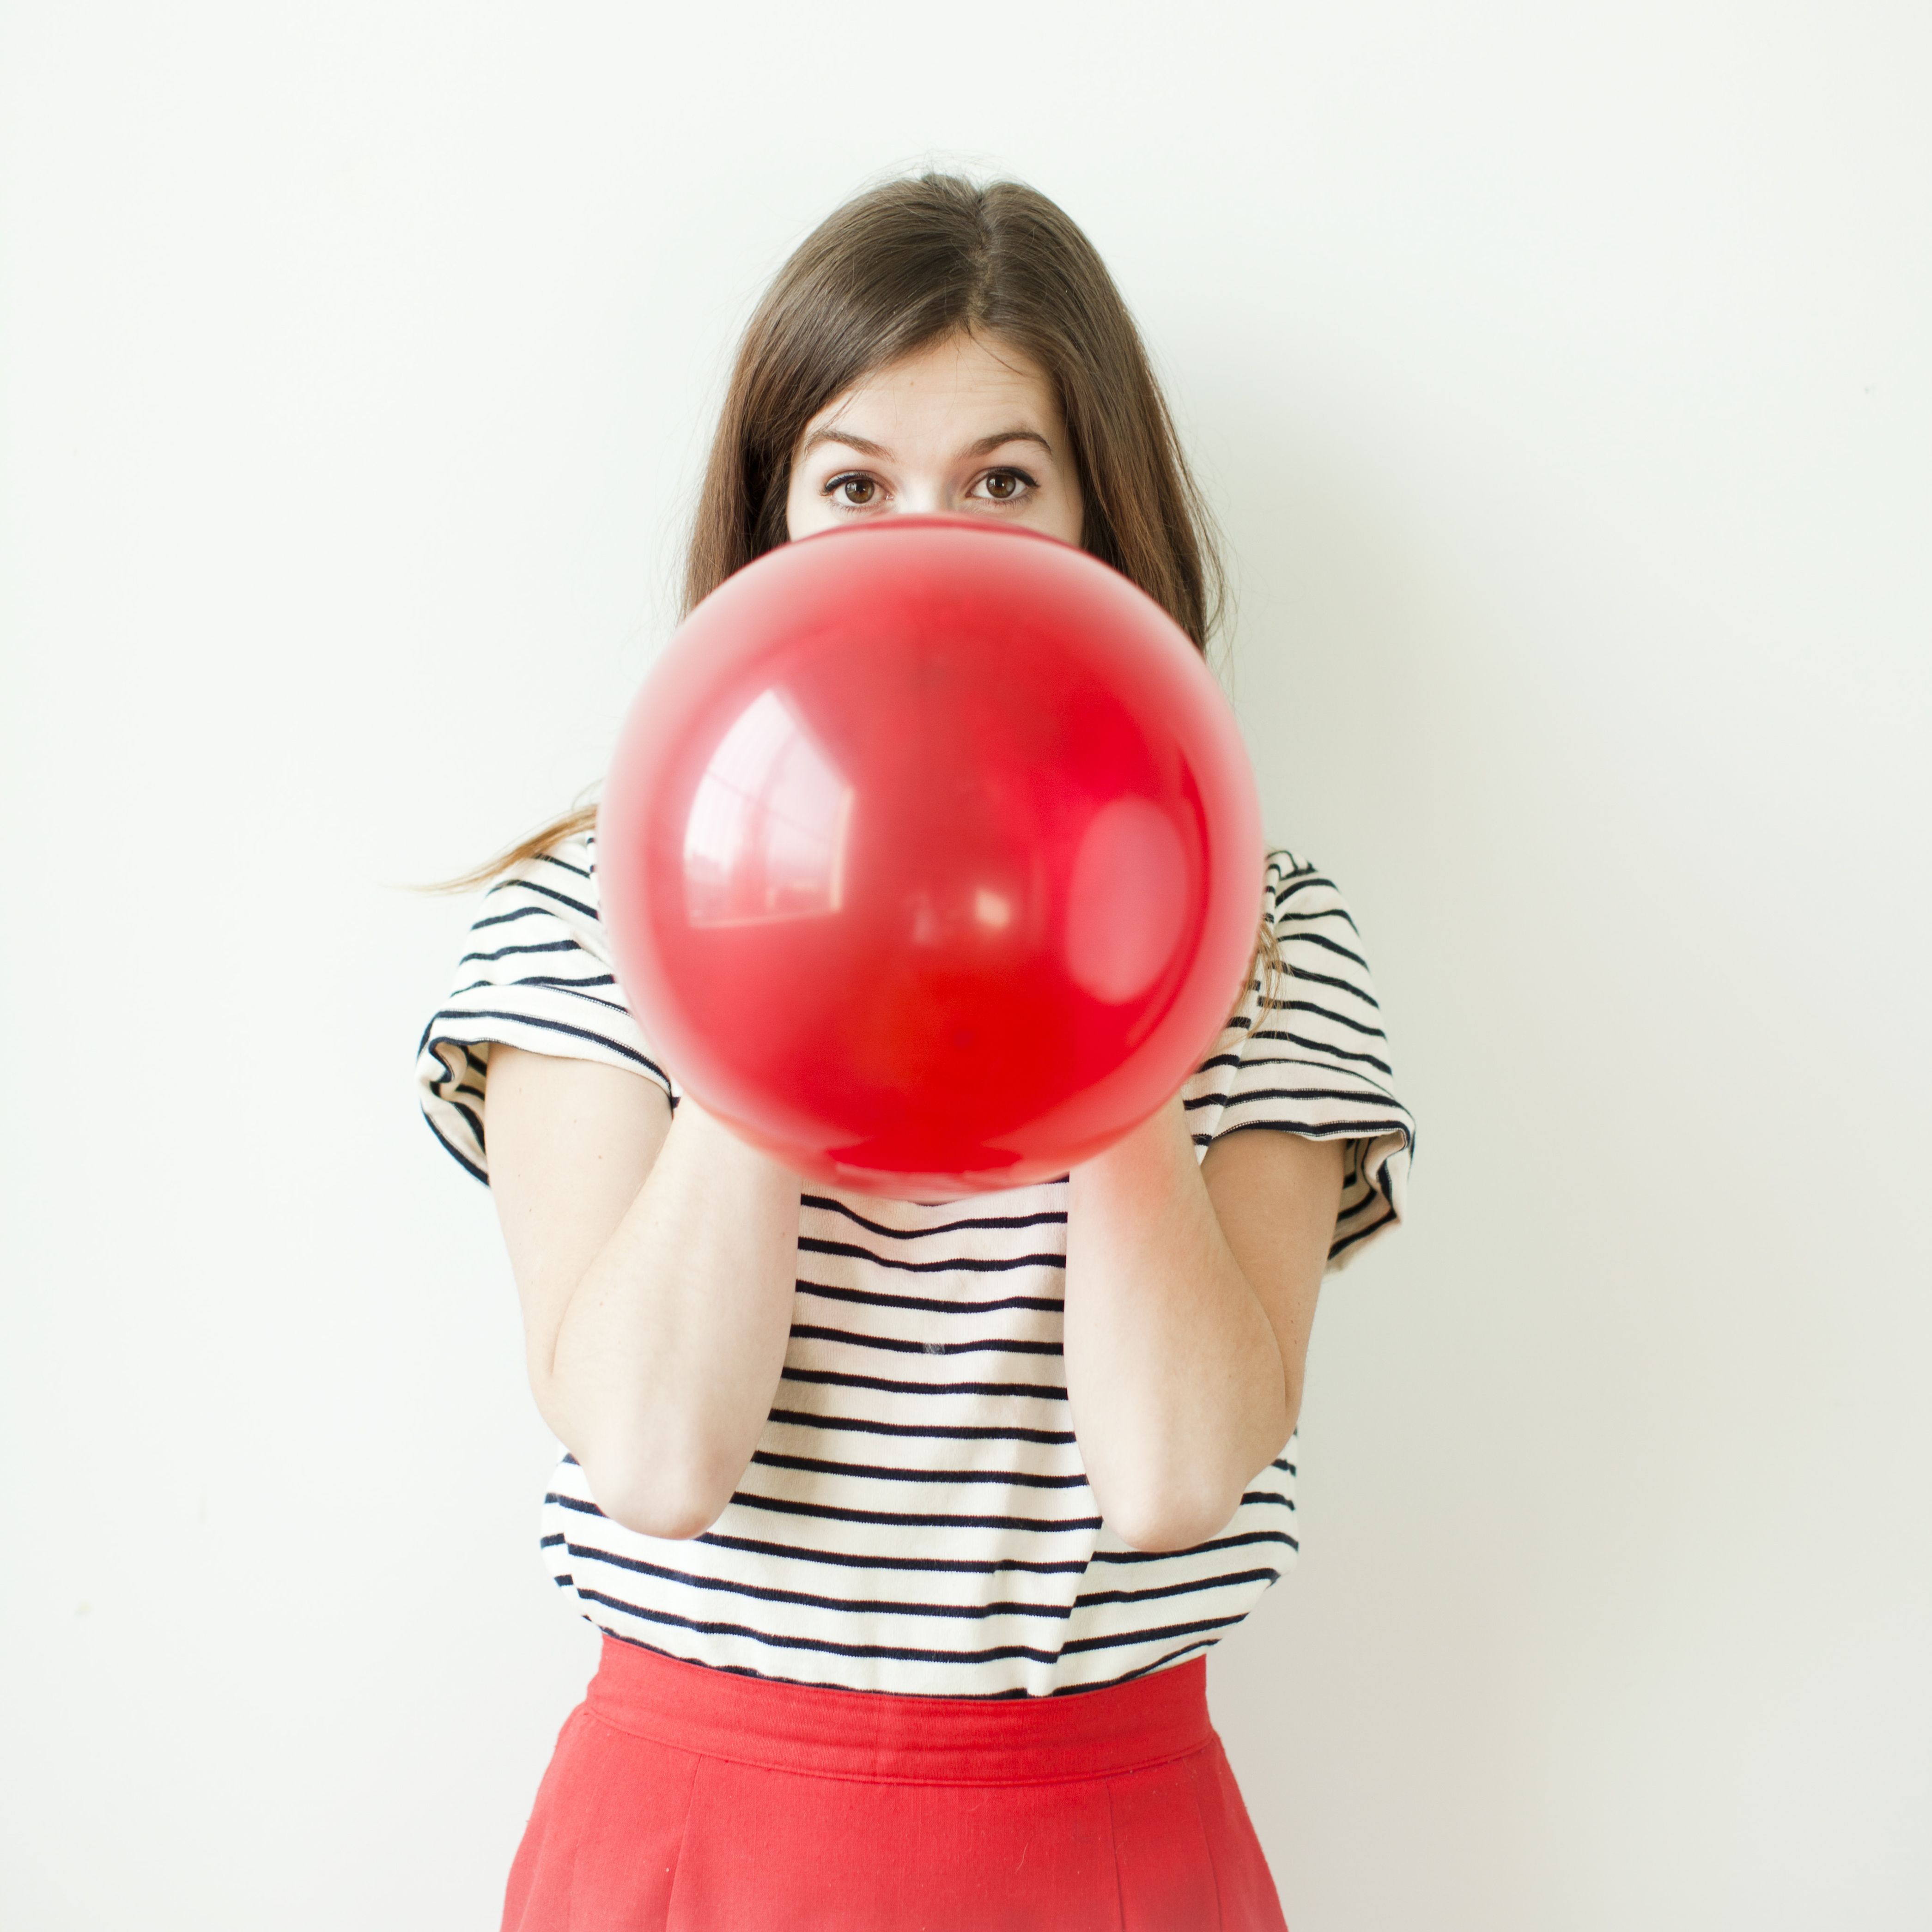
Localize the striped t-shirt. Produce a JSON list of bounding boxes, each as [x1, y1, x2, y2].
[[418, 829, 1413, 1698]]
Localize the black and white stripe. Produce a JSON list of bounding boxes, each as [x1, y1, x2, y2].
[[419, 831, 1412, 1696]]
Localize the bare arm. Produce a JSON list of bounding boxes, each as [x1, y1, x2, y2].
[[1063, 1101, 1345, 1551], [482, 1046, 800, 1539]]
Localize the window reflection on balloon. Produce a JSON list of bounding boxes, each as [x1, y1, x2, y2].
[[682, 688, 854, 927]]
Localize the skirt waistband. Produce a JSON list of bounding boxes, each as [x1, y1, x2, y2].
[[584, 1636, 1215, 1786]]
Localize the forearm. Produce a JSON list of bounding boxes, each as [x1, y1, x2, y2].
[[544, 1101, 800, 1538], [1063, 1101, 1296, 1552]]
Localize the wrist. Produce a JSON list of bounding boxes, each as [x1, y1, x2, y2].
[[1070, 1094, 1193, 1194], [669, 1093, 799, 1186]]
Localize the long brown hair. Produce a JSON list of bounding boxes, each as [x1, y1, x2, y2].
[[437, 172, 1282, 1015]]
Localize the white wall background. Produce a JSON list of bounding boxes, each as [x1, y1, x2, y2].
[[3, 4, 1927, 1927]]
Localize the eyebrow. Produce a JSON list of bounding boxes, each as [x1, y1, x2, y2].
[[965, 428, 1054, 458], [800, 426, 889, 457], [798, 426, 1056, 460]]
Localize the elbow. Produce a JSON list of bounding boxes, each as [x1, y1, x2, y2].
[[582, 1455, 734, 1543], [1093, 1414, 1297, 1555], [1100, 1481, 1245, 1556]]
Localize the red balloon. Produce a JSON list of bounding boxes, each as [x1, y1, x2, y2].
[[596, 516, 1263, 1197]]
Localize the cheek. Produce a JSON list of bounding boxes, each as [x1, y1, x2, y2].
[[1043, 485, 1085, 547], [782, 471, 826, 542]]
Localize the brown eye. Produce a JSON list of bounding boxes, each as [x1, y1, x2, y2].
[[984, 472, 1018, 500], [834, 476, 876, 506]]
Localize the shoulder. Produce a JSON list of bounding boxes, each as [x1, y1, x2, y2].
[[1256, 845, 1379, 1004], [498, 826, 601, 910], [1261, 848, 1359, 930], [466, 826, 610, 953], [416, 821, 670, 1182]]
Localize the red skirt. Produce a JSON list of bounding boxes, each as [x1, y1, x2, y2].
[[503, 1635, 1288, 1930]]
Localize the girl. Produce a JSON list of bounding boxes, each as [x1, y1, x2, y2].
[[419, 173, 1414, 1931]]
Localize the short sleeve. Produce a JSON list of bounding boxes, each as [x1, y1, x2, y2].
[[415, 829, 675, 1184], [1182, 849, 1416, 1270]]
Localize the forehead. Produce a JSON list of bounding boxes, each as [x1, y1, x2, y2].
[[808, 333, 1060, 438]]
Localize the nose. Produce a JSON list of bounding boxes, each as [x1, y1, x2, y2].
[[892, 474, 948, 517]]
